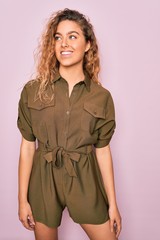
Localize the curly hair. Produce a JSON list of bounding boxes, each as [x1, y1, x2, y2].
[[34, 8, 100, 101]]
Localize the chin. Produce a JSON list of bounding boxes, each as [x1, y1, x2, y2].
[[59, 60, 83, 68]]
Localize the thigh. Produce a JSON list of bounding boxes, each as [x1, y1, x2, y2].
[[81, 220, 117, 240], [34, 222, 58, 240]]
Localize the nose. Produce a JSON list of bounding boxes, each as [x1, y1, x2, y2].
[[61, 37, 69, 47]]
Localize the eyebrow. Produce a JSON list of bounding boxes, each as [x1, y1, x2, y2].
[[55, 31, 80, 36]]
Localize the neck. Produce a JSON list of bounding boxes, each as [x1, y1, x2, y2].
[[59, 65, 85, 84]]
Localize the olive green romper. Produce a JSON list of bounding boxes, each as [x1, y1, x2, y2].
[[17, 73, 116, 228]]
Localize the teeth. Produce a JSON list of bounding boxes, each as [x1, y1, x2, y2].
[[61, 51, 72, 55]]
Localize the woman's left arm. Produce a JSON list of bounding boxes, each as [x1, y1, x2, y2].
[[95, 144, 122, 238]]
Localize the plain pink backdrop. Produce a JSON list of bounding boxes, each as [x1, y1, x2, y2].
[[0, 0, 160, 239]]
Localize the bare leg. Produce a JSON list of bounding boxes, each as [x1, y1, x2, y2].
[[81, 220, 117, 240], [34, 222, 58, 240]]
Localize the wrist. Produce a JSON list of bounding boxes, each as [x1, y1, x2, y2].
[[18, 195, 28, 204], [108, 200, 118, 209]]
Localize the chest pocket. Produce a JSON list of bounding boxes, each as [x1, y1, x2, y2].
[[27, 98, 55, 142], [28, 97, 55, 127], [81, 102, 106, 133], [28, 97, 55, 110]]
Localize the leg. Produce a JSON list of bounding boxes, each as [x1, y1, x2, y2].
[[34, 222, 58, 240], [81, 220, 117, 240]]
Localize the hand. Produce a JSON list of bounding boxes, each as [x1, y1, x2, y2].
[[109, 205, 122, 238], [18, 201, 35, 231]]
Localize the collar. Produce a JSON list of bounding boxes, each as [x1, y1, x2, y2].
[[83, 73, 91, 92], [52, 72, 61, 83], [52, 72, 91, 92]]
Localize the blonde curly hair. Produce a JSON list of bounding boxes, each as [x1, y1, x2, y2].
[[34, 8, 100, 101]]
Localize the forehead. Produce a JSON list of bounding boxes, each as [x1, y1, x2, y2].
[[56, 20, 83, 34]]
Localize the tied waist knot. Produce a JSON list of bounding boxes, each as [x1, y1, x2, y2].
[[42, 146, 82, 177]]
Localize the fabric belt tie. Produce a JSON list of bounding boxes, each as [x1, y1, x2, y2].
[[43, 146, 81, 177]]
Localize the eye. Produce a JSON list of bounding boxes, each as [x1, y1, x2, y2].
[[54, 35, 61, 41], [69, 35, 77, 40]]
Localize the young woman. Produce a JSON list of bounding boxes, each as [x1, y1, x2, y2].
[[17, 9, 121, 240]]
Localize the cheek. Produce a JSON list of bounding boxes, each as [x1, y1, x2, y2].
[[74, 42, 86, 53], [77, 46, 87, 59], [79, 42, 88, 53], [54, 50, 61, 61], [54, 43, 60, 56]]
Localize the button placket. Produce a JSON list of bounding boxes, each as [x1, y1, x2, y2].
[[63, 84, 72, 148], [63, 82, 80, 148]]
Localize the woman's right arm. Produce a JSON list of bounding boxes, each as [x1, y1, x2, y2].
[[18, 137, 36, 230]]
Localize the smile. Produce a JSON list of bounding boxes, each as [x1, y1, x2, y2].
[[61, 51, 73, 55]]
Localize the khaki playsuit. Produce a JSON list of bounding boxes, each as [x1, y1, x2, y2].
[[17, 73, 116, 228]]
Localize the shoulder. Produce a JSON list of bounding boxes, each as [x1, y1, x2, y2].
[[89, 81, 113, 104], [91, 81, 112, 95], [19, 79, 40, 105], [23, 79, 40, 94], [20, 80, 54, 109], [20, 79, 40, 99]]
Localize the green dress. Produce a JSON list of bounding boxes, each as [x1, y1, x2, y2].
[[17, 73, 116, 227]]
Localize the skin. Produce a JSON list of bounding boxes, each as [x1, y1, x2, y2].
[[18, 20, 122, 240], [18, 138, 36, 231], [54, 20, 90, 96]]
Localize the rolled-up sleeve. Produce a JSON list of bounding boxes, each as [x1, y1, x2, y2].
[[17, 86, 36, 141], [94, 92, 116, 148]]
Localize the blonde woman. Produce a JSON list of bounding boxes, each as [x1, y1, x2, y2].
[[17, 9, 121, 240]]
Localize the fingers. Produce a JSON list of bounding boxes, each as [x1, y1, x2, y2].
[[19, 215, 35, 231], [113, 218, 122, 238], [19, 202, 36, 231], [115, 218, 122, 238], [110, 217, 122, 238], [20, 219, 33, 231], [110, 219, 115, 233], [28, 213, 35, 228]]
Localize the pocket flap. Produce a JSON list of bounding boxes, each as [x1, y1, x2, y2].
[[84, 102, 105, 119], [28, 98, 55, 110]]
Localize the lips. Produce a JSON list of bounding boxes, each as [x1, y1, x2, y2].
[[61, 51, 73, 55]]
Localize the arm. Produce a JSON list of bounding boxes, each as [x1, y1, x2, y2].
[[95, 144, 121, 238], [18, 137, 36, 230]]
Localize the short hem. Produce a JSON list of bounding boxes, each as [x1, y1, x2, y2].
[[34, 218, 61, 228], [71, 216, 110, 225]]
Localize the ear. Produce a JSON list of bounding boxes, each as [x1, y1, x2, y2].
[[85, 41, 91, 52]]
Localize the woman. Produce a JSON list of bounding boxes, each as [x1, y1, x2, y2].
[[17, 9, 121, 240]]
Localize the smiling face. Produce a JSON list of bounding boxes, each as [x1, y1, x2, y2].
[[54, 20, 90, 70]]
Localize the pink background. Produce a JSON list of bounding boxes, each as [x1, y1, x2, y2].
[[0, 0, 160, 239]]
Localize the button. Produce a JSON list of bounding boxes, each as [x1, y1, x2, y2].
[[66, 110, 70, 115]]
